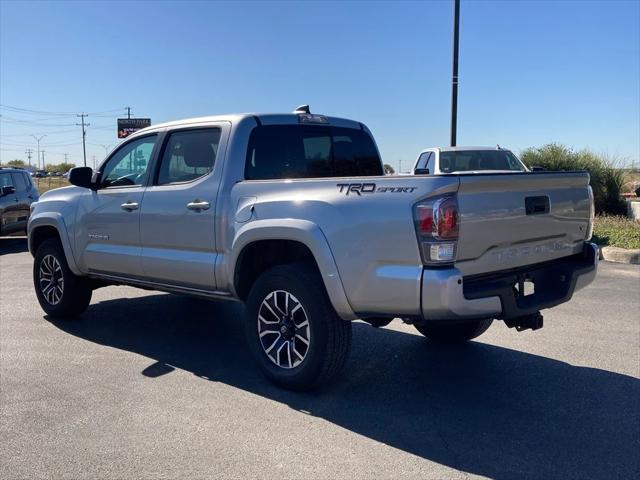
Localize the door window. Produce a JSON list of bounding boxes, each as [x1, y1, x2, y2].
[[11, 173, 28, 192], [156, 128, 221, 185], [100, 135, 157, 188], [416, 152, 434, 174], [0, 172, 13, 188], [23, 173, 33, 189]]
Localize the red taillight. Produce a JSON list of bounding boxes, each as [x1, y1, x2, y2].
[[434, 196, 458, 240], [414, 195, 459, 265], [416, 204, 433, 234]]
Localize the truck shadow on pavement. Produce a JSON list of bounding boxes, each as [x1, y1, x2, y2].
[[49, 293, 639, 480]]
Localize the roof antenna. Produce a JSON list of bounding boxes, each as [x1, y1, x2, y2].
[[496, 144, 501, 150], [294, 104, 310, 114]]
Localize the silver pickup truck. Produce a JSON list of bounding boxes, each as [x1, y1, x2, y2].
[[28, 107, 598, 390]]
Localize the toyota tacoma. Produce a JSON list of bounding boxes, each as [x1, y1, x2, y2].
[[28, 106, 598, 390]]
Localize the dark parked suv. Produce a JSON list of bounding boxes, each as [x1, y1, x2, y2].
[[0, 168, 39, 236]]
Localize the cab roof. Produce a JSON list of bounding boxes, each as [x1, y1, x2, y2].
[[420, 146, 512, 153], [131, 112, 363, 136]]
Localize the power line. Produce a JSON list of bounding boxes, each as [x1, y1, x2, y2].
[[0, 129, 78, 137], [0, 105, 78, 116], [0, 104, 126, 116], [0, 116, 77, 127]]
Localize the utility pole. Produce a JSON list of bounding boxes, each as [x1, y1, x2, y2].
[[25, 149, 33, 168], [76, 113, 90, 167], [126, 106, 131, 119], [64, 153, 69, 163], [41, 151, 45, 170], [31, 134, 47, 170], [92, 155, 96, 169], [450, 0, 460, 147], [399, 159, 402, 174]]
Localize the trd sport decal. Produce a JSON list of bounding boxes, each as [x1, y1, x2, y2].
[[337, 183, 418, 196]]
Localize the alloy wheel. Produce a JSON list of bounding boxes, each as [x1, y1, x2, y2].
[[257, 290, 311, 369], [39, 254, 64, 305]]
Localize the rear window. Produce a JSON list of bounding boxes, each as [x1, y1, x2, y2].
[[245, 125, 383, 180], [439, 150, 525, 173]]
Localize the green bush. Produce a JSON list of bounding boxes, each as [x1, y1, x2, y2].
[[521, 144, 627, 215], [592, 215, 640, 250]]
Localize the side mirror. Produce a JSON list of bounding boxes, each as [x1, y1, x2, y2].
[[414, 168, 430, 175], [68, 167, 95, 189], [531, 166, 545, 172], [1, 185, 16, 197]]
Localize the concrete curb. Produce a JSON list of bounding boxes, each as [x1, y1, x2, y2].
[[599, 246, 640, 265]]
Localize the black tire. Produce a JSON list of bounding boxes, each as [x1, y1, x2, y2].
[[414, 318, 493, 343], [33, 238, 92, 318], [245, 263, 352, 391]]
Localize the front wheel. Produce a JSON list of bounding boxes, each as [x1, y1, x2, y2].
[[245, 264, 352, 391], [414, 318, 493, 343], [33, 238, 92, 318]]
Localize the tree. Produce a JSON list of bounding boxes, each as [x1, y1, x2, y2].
[[45, 162, 76, 174], [3, 159, 26, 168], [521, 143, 626, 215], [383, 163, 395, 175]]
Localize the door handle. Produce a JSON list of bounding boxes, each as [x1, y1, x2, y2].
[[120, 201, 139, 212], [187, 200, 210, 211]]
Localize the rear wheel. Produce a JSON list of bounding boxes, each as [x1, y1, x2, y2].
[[33, 238, 92, 318], [414, 318, 493, 343], [245, 264, 352, 391]]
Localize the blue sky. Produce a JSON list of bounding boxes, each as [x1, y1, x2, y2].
[[1, 0, 638, 171]]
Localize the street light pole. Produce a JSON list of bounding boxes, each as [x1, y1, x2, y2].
[[100, 144, 113, 156], [31, 134, 47, 170], [450, 0, 460, 147]]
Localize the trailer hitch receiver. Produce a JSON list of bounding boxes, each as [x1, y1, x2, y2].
[[504, 311, 544, 332]]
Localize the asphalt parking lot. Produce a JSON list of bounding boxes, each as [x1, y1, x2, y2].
[[1, 235, 639, 479]]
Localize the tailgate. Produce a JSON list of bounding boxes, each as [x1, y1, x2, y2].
[[455, 171, 592, 276]]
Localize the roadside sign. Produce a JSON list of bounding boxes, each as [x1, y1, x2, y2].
[[117, 118, 151, 138]]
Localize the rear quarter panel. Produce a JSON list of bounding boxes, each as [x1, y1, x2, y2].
[[225, 175, 459, 316]]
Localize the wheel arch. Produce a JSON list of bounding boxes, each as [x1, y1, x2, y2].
[[229, 219, 356, 320], [28, 213, 81, 275]]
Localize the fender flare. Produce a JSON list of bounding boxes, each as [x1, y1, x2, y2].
[[28, 213, 82, 275], [229, 219, 357, 320]]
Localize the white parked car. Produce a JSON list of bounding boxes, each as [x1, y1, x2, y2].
[[412, 146, 529, 175]]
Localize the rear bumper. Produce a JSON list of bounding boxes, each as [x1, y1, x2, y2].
[[421, 242, 598, 321]]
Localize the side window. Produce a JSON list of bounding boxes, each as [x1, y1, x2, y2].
[[156, 128, 221, 185], [100, 135, 157, 188], [416, 152, 436, 174], [0, 172, 13, 188], [23, 173, 33, 189], [11, 173, 28, 192], [425, 153, 435, 174], [416, 152, 433, 172]]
